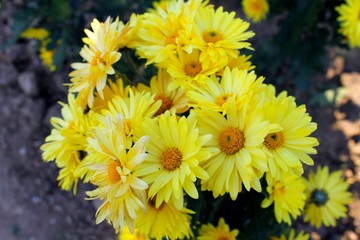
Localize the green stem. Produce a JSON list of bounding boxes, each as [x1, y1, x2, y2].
[[123, 49, 146, 82], [114, 69, 133, 86]]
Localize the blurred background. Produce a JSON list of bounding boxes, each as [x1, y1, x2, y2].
[[0, 0, 359, 239]]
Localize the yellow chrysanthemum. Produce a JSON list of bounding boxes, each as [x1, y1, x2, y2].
[[86, 115, 149, 233], [21, 27, 49, 40], [119, 226, 149, 240], [41, 93, 91, 193], [261, 91, 319, 179], [69, 17, 123, 108], [133, 111, 212, 209], [194, 5, 254, 66], [196, 97, 270, 199], [187, 67, 264, 113], [167, 49, 224, 90], [103, 88, 161, 144], [271, 229, 309, 240], [220, 53, 255, 73], [137, 68, 189, 115], [135, 0, 203, 66], [242, 0, 269, 23], [336, 0, 360, 48], [303, 166, 352, 228], [135, 198, 193, 239], [198, 218, 239, 240], [39, 44, 56, 72], [261, 173, 306, 225]]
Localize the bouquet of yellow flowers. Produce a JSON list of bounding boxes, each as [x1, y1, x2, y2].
[[41, 0, 352, 239]]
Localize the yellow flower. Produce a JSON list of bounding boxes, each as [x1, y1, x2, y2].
[[198, 218, 239, 240], [222, 54, 255, 72], [303, 166, 352, 228], [21, 27, 49, 41], [261, 91, 319, 179], [41, 93, 91, 193], [242, 0, 269, 23], [137, 68, 190, 115], [86, 115, 149, 233], [336, 0, 360, 48], [135, 198, 193, 239], [196, 97, 270, 200], [187, 67, 264, 113], [134, 0, 202, 66], [118, 226, 149, 240], [167, 49, 224, 90], [271, 229, 309, 240], [69, 17, 123, 108], [39, 45, 56, 72], [194, 5, 254, 66], [261, 173, 306, 225], [133, 111, 211, 209]]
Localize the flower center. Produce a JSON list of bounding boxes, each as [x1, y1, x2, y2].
[[202, 31, 223, 43], [91, 51, 106, 66], [161, 147, 182, 171], [219, 127, 245, 155], [154, 95, 173, 116], [184, 62, 202, 77], [218, 237, 230, 240], [250, 1, 264, 12], [310, 189, 328, 206], [108, 161, 121, 184], [264, 132, 284, 150], [215, 94, 231, 106], [273, 181, 286, 196], [165, 34, 177, 45]]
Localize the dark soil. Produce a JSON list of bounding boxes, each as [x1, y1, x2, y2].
[[1, 1, 359, 240]]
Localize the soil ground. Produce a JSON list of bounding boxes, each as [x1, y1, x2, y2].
[[1, 1, 360, 240]]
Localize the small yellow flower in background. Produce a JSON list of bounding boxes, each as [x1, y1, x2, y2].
[[137, 68, 190, 115], [198, 218, 239, 240], [86, 115, 149, 233], [69, 17, 123, 108], [194, 5, 254, 66], [336, 0, 360, 48], [41, 93, 91, 193], [39, 44, 56, 72], [303, 166, 352, 228], [119, 226, 148, 240], [196, 97, 270, 199], [21, 27, 50, 41], [271, 229, 309, 240], [187, 67, 264, 113], [261, 173, 306, 225], [135, 197, 193, 239], [242, 0, 269, 23], [134, 111, 212, 209], [261, 91, 319, 179]]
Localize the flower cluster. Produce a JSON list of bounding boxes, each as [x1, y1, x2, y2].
[[41, 0, 352, 239]]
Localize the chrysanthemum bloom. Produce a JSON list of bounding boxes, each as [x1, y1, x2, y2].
[[134, 0, 203, 66], [118, 226, 149, 240], [261, 173, 306, 225], [137, 69, 189, 116], [134, 111, 212, 209], [198, 218, 239, 240], [167, 49, 224, 90], [336, 0, 360, 48], [69, 17, 123, 108], [86, 115, 149, 233], [242, 0, 269, 23], [135, 197, 193, 239], [103, 88, 161, 144], [194, 5, 254, 67], [196, 97, 270, 199], [303, 166, 352, 228], [41, 93, 91, 193], [217, 53, 255, 74], [271, 229, 309, 240], [261, 91, 319, 179], [187, 67, 264, 113]]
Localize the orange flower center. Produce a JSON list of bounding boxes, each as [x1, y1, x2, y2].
[[165, 34, 177, 45], [273, 181, 285, 196], [219, 127, 244, 155], [154, 95, 173, 116], [218, 237, 230, 240], [250, 1, 264, 12], [202, 31, 223, 43], [184, 62, 202, 77], [108, 161, 121, 184], [215, 94, 231, 106], [264, 131, 284, 150], [161, 147, 182, 171], [91, 51, 106, 66]]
